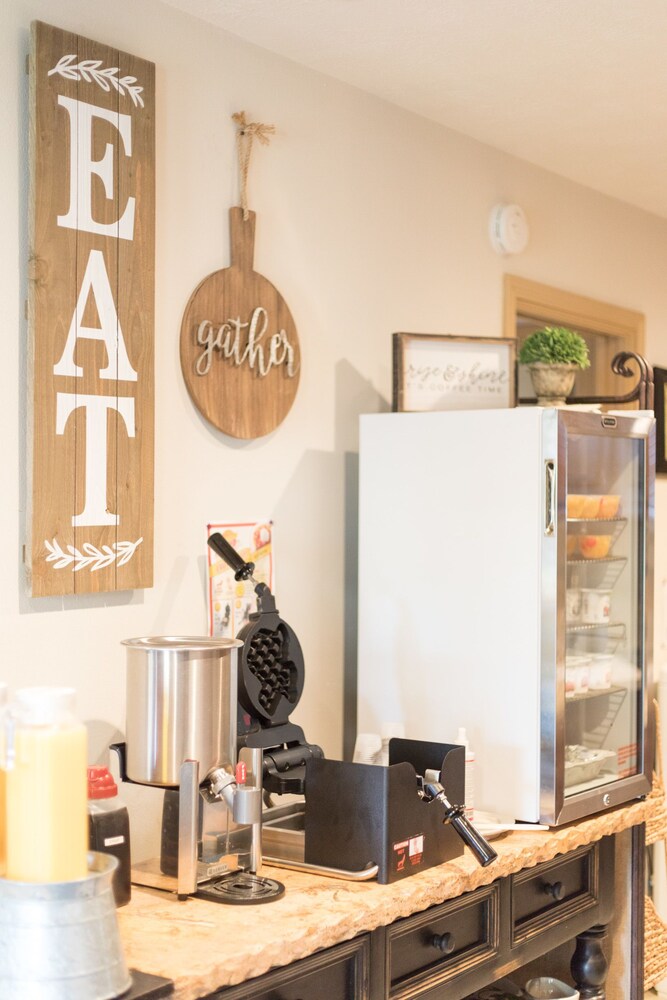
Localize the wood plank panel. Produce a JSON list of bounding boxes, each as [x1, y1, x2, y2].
[[29, 22, 80, 596], [115, 47, 155, 591], [28, 22, 154, 596], [72, 31, 120, 594]]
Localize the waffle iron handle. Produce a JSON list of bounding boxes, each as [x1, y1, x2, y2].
[[208, 532, 275, 614], [446, 806, 498, 868], [208, 532, 255, 581], [421, 778, 498, 868]]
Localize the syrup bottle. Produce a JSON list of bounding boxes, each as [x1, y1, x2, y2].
[[87, 765, 131, 905]]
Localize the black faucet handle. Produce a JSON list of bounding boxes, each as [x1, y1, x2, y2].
[[208, 532, 255, 581]]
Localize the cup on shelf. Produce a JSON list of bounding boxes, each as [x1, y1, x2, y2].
[[599, 494, 621, 518], [577, 534, 613, 559], [353, 732, 382, 765], [566, 588, 582, 623], [580, 588, 611, 625], [589, 654, 613, 690], [379, 721, 405, 766], [567, 495, 593, 518], [567, 495, 584, 518], [565, 656, 591, 698], [567, 495, 602, 519]]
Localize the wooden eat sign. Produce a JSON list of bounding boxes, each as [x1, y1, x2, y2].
[[180, 208, 300, 439], [28, 21, 155, 596]]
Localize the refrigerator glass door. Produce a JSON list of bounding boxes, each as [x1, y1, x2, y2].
[[563, 423, 645, 803]]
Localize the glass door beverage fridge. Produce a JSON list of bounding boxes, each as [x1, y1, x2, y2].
[[357, 407, 654, 825]]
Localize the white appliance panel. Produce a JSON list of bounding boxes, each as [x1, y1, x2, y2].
[[358, 408, 554, 821]]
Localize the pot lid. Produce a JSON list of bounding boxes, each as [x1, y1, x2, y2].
[[121, 635, 243, 650]]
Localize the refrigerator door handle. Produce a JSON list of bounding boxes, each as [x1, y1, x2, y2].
[[545, 460, 556, 535]]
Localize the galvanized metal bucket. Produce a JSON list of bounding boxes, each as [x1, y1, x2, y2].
[[0, 852, 131, 1000]]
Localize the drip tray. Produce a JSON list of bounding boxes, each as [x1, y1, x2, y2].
[[262, 802, 378, 881], [262, 802, 307, 862], [197, 871, 285, 905]]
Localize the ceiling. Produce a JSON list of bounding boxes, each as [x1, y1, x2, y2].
[[160, 0, 667, 220]]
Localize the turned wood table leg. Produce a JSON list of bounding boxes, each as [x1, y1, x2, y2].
[[570, 924, 608, 1000]]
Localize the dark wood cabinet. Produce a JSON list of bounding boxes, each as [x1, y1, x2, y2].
[[207, 936, 370, 1000], [207, 835, 623, 1000], [511, 842, 600, 945], [385, 883, 500, 997]]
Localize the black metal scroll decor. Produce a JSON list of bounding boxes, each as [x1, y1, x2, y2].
[[519, 351, 654, 410]]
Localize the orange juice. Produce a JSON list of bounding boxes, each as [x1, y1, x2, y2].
[[6, 688, 88, 882]]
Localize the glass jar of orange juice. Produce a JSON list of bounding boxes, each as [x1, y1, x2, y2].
[[5, 687, 88, 882]]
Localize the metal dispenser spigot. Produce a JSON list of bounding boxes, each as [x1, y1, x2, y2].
[[204, 760, 263, 875]]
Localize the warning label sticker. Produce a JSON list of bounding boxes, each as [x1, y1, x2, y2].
[[393, 834, 425, 872]]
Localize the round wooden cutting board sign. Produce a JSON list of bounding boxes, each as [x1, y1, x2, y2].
[[180, 208, 300, 439]]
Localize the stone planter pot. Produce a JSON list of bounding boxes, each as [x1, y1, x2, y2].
[[527, 362, 579, 407]]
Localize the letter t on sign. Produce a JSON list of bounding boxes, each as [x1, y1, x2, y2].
[[28, 21, 155, 596], [56, 393, 136, 527]]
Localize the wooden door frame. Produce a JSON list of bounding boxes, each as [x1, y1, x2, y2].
[[504, 275, 645, 399], [503, 275, 645, 346]]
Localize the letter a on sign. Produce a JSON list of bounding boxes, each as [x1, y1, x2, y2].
[[28, 22, 155, 596]]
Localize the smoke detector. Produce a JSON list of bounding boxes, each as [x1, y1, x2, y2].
[[489, 203, 529, 255]]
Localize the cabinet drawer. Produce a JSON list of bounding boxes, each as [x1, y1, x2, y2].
[[211, 935, 370, 1000], [386, 883, 500, 998], [511, 843, 599, 945]]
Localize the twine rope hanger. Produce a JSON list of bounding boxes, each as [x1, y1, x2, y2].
[[232, 111, 275, 220]]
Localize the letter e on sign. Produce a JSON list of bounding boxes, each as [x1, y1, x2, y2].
[[28, 22, 155, 595]]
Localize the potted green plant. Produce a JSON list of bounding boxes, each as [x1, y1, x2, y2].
[[518, 325, 590, 406]]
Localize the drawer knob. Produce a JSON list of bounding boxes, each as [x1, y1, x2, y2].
[[543, 880, 564, 900], [431, 932, 455, 954]]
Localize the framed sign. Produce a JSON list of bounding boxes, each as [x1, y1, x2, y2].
[[392, 333, 516, 412], [28, 22, 155, 596], [653, 366, 667, 475]]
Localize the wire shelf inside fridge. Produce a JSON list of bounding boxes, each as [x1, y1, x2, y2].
[[566, 621, 627, 656], [566, 621, 626, 636], [565, 683, 626, 703], [567, 515, 627, 534], [565, 687, 628, 758], [566, 556, 627, 590]]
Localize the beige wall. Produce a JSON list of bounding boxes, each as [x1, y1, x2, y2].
[[2, 0, 667, 761]]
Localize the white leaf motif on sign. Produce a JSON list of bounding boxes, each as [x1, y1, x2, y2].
[[48, 55, 144, 107], [44, 537, 143, 571]]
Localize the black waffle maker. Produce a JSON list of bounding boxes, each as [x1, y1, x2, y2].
[[207, 533, 324, 796]]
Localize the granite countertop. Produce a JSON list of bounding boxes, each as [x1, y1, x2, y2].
[[117, 796, 658, 1000]]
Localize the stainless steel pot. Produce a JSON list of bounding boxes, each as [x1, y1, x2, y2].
[[122, 636, 242, 786]]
